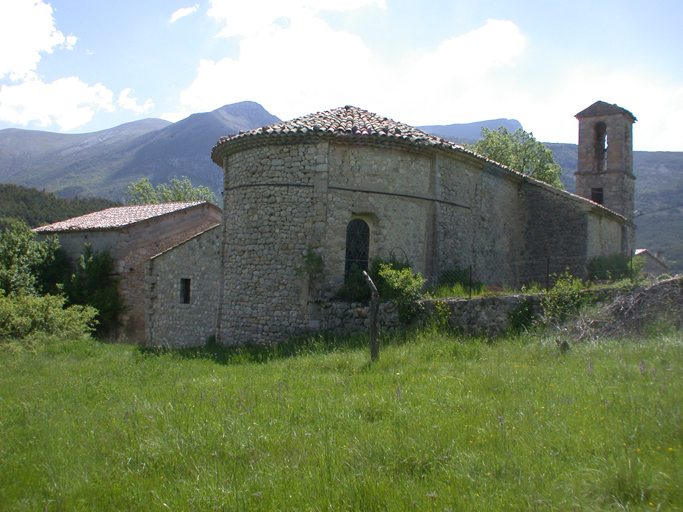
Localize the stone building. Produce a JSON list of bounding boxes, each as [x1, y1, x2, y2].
[[34, 201, 221, 341], [575, 101, 637, 252], [143, 101, 633, 347]]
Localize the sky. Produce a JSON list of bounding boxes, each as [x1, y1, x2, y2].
[[0, 0, 681, 151]]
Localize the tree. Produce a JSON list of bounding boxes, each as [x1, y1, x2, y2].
[[63, 245, 126, 337], [470, 127, 564, 189], [0, 217, 57, 296], [125, 176, 216, 205]]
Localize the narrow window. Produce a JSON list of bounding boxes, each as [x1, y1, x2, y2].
[[180, 278, 191, 304], [345, 219, 370, 279], [594, 122, 608, 172], [591, 187, 604, 205]]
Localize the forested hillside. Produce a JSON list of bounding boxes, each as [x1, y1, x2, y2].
[[0, 183, 121, 227]]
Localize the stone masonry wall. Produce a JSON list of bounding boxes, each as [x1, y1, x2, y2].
[[219, 143, 319, 345], [322, 145, 434, 290], [48, 204, 221, 342], [586, 212, 623, 261], [434, 155, 524, 287], [216, 138, 628, 345], [518, 182, 590, 285], [146, 226, 222, 348]]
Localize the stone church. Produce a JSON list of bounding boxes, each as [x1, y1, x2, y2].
[[145, 101, 636, 347]]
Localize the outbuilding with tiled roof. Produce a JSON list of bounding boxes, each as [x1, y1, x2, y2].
[[35, 201, 221, 342]]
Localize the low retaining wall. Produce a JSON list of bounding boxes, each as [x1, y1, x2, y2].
[[421, 295, 543, 336], [318, 300, 401, 335], [318, 293, 544, 338]]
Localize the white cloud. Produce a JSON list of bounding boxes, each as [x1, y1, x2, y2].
[[0, 0, 76, 81], [207, 0, 386, 38], [0, 77, 115, 131], [518, 67, 683, 151], [118, 88, 154, 114], [167, 16, 526, 124], [166, 12, 379, 121], [392, 19, 527, 125], [170, 5, 199, 23]]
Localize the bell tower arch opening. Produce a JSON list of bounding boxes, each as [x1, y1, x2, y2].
[[593, 121, 608, 173]]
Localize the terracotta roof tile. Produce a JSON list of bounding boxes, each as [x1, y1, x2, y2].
[[34, 201, 210, 233], [211, 105, 478, 162]]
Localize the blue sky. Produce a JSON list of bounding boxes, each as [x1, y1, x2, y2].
[[1, 0, 681, 151]]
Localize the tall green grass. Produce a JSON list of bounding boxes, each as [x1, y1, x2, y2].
[[1, 329, 681, 511]]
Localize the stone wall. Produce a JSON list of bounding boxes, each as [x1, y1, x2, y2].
[[317, 294, 542, 339], [518, 182, 590, 285], [434, 155, 525, 287], [322, 144, 434, 288], [146, 226, 222, 347], [46, 204, 221, 342], [215, 137, 629, 345], [219, 143, 319, 345]]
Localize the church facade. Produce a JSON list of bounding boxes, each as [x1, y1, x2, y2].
[[145, 101, 635, 346]]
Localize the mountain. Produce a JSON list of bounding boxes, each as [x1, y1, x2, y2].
[[417, 118, 523, 142], [0, 101, 281, 201]]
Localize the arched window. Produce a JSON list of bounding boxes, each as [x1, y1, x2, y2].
[[594, 122, 608, 172], [345, 219, 370, 279]]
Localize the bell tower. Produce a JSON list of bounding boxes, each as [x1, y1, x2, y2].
[[575, 101, 636, 254]]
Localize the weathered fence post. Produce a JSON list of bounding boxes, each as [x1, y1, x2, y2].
[[362, 271, 380, 361]]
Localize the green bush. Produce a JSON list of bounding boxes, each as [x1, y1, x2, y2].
[[541, 271, 588, 322], [0, 293, 97, 343], [64, 245, 126, 337], [378, 263, 425, 323], [337, 256, 413, 303], [507, 298, 536, 333]]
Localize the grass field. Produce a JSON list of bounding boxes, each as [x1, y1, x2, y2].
[[1, 328, 682, 511]]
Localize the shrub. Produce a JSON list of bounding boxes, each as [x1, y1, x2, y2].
[[336, 256, 413, 303], [0, 293, 97, 343], [64, 245, 126, 337], [541, 270, 588, 323], [378, 263, 425, 323], [507, 298, 537, 333]]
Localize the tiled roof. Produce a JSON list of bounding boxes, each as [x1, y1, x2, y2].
[[575, 101, 636, 122], [211, 105, 478, 162], [34, 201, 210, 233]]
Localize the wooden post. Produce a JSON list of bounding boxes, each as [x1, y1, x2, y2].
[[362, 271, 380, 361]]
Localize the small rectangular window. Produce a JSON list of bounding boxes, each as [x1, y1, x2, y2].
[[180, 278, 191, 304], [591, 187, 604, 205]]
